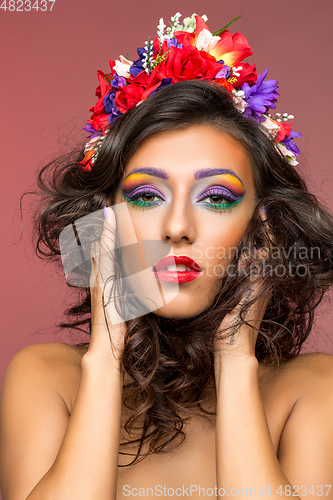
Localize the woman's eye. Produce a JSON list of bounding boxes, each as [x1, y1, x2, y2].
[[204, 194, 230, 204], [197, 188, 244, 212], [122, 189, 164, 207], [140, 193, 158, 202]]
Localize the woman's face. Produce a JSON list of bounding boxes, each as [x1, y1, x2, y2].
[[114, 124, 257, 319]]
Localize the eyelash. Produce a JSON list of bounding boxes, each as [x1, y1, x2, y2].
[[122, 187, 243, 213], [122, 189, 164, 210]]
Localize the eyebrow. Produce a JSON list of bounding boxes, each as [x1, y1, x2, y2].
[[124, 167, 243, 185], [124, 168, 168, 181]]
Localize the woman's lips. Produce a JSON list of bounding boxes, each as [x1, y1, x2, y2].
[[152, 255, 202, 283]]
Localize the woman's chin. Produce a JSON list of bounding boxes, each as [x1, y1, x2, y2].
[[151, 297, 210, 320]]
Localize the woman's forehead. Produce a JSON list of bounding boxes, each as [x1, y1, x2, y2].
[[124, 125, 254, 183]]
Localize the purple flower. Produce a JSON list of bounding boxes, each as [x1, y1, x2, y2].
[[150, 78, 173, 96], [129, 47, 146, 77], [111, 72, 126, 88], [281, 131, 302, 156], [83, 123, 100, 138], [242, 68, 279, 122], [103, 90, 122, 124], [165, 38, 183, 49], [215, 64, 231, 79]]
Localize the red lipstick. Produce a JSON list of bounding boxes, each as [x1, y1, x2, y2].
[[152, 255, 202, 283]]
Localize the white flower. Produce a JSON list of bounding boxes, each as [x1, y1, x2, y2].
[[231, 66, 243, 77], [166, 12, 182, 38], [232, 95, 248, 114], [177, 13, 208, 33], [84, 135, 101, 153], [196, 28, 220, 52], [276, 144, 298, 165], [260, 116, 281, 139], [113, 55, 133, 78], [157, 17, 166, 43]]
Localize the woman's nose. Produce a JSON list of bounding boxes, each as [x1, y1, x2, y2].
[[160, 200, 196, 244]]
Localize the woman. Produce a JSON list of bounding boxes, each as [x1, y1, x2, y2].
[[1, 12, 333, 500]]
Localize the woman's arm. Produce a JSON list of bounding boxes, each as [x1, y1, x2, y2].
[[214, 279, 300, 499], [28, 349, 124, 500], [214, 350, 299, 499], [214, 284, 333, 499], [0, 207, 126, 500], [0, 342, 124, 500]]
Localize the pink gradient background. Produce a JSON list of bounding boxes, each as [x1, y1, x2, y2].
[[1, 0, 333, 405]]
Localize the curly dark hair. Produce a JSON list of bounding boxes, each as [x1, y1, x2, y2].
[[30, 79, 333, 466]]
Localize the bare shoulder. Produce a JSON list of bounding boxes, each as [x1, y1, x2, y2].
[[0, 342, 88, 500], [7, 341, 89, 412], [257, 351, 333, 413], [13, 341, 88, 365], [260, 351, 333, 384], [281, 351, 333, 381], [7, 341, 88, 376], [276, 352, 333, 482]]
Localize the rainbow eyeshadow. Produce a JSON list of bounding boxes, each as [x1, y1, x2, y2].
[[121, 168, 246, 212], [122, 172, 165, 208], [122, 172, 160, 193]]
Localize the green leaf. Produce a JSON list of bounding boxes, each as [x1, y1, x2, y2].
[[212, 15, 241, 36], [125, 52, 130, 60]]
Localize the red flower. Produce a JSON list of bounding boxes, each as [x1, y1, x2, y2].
[[213, 78, 233, 93], [276, 122, 292, 142], [115, 71, 149, 113], [209, 30, 253, 66], [149, 45, 223, 84], [194, 15, 210, 41], [77, 149, 95, 172], [86, 112, 109, 132], [176, 16, 253, 66], [232, 63, 257, 89], [89, 65, 115, 116], [172, 31, 196, 48]]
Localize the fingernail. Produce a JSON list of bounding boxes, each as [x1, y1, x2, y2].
[[103, 206, 108, 219]]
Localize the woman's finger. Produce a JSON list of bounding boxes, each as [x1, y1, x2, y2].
[[96, 206, 125, 327]]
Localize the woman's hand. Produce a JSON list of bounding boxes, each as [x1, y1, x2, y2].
[[89, 206, 127, 365], [214, 207, 272, 361], [214, 276, 271, 360]]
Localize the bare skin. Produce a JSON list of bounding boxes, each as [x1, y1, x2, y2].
[[75, 345, 327, 467], [1, 125, 333, 499], [11, 341, 333, 497]]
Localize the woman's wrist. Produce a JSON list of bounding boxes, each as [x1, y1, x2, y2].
[[214, 352, 259, 388], [82, 348, 125, 378], [214, 350, 258, 367]]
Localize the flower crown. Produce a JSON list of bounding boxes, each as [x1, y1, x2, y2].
[[78, 12, 301, 172]]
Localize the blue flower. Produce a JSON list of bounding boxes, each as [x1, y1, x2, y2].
[[242, 68, 279, 122]]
